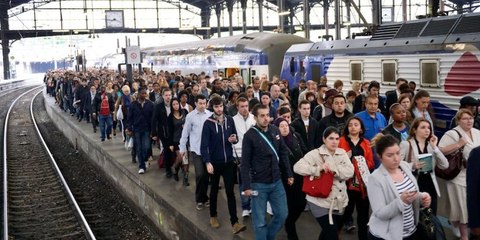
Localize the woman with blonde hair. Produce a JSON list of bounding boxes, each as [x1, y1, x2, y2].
[[439, 109, 480, 240]]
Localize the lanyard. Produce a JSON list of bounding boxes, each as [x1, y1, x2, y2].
[[253, 127, 279, 162]]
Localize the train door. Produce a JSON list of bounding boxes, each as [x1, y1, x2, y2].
[[310, 62, 323, 82], [240, 68, 251, 85]]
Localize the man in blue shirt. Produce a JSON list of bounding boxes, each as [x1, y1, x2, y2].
[[179, 95, 212, 210], [355, 95, 387, 141]]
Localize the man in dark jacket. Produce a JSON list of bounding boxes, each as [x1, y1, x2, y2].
[[467, 146, 480, 240], [385, 78, 408, 119], [83, 84, 98, 132], [317, 94, 353, 145], [241, 104, 293, 240], [127, 88, 154, 174], [200, 96, 246, 234], [151, 89, 173, 177], [291, 100, 319, 151], [92, 85, 115, 142]]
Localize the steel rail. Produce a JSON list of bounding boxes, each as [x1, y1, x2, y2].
[[29, 90, 96, 239]]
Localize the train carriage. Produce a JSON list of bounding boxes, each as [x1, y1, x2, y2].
[[281, 13, 480, 137], [142, 32, 311, 84]]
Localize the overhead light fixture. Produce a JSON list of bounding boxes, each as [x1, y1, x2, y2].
[[278, 11, 290, 16], [197, 27, 211, 30], [179, 27, 194, 31], [343, 21, 351, 26]]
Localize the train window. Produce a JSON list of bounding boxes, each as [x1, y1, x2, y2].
[[381, 60, 397, 85], [350, 61, 363, 82], [420, 60, 440, 87]]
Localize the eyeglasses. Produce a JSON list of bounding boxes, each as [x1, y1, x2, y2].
[[460, 117, 474, 121]]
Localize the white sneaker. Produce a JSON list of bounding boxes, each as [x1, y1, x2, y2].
[[451, 226, 461, 238], [267, 202, 273, 216], [138, 169, 145, 174], [242, 210, 250, 217]]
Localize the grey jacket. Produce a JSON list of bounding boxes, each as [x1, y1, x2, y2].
[[367, 161, 422, 240]]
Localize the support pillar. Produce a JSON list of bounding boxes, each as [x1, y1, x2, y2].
[[303, 0, 310, 39], [200, 6, 211, 39], [257, 0, 264, 32], [334, 0, 341, 40], [226, 0, 234, 36], [323, 0, 330, 37], [346, 0, 351, 38], [372, 0, 382, 27], [1, 6, 10, 80], [240, 0, 247, 34], [215, 3, 222, 38]]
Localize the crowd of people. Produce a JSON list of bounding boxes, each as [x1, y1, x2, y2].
[[44, 68, 480, 240]]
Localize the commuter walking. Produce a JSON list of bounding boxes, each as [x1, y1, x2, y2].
[[367, 134, 431, 240], [93, 85, 115, 142], [294, 127, 354, 240], [241, 104, 294, 240], [200, 96, 246, 234], [126, 88, 154, 174], [179, 94, 212, 210], [232, 97, 256, 217]]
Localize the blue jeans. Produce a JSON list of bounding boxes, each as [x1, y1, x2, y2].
[[251, 180, 288, 240], [238, 168, 251, 211], [134, 131, 151, 170], [98, 114, 113, 140]]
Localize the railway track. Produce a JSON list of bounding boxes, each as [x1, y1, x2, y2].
[[2, 87, 95, 239]]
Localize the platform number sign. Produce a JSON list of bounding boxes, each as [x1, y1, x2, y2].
[[126, 46, 141, 64]]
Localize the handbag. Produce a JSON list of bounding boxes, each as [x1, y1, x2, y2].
[[302, 151, 334, 198], [418, 208, 447, 240], [435, 129, 465, 180], [158, 150, 165, 169]]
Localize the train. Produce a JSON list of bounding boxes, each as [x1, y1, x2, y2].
[[98, 12, 480, 137], [281, 12, 480, 136], [141, 32, 312, 81]]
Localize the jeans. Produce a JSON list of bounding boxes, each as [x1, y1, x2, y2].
[[209, 161, 238, 225], [134, 131, 151, 170], [238, 167, 251, 211], [251, 180, 288, 240], [98, 114, 113, 140], [191, 152, 209, 204]]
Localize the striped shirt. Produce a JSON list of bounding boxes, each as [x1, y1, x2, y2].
[[394, 170, 417, 237]]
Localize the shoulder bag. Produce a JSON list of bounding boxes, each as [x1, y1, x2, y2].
[[435, 129, 465, 180], [302, 150, 334, 198]]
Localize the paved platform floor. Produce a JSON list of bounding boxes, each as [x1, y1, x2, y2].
[[44, 91, 458, 240]]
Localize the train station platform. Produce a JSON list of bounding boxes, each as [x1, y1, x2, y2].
[[43, 90, 457, 240]]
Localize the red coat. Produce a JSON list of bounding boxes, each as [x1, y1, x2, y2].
[[338, 136, 374, 197]]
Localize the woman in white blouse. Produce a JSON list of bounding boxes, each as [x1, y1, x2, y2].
[[439, 109, 480, 240], [399, 117, 448, 215]]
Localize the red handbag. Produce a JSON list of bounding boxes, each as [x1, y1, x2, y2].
[[302, 171, 334, 198], [158, 150, 165, 169], [302, 153, 334, 198]]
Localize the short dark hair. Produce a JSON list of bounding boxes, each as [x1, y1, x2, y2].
[[209, 96, 224, 108], [332, 94, 346, 102], [323, 126, 340, 139], [195, 94, 207, 102], [368, 81, 380, 91], [298, 99, 310, 109], [236, 97, 248, 106], [162, 88, 172, 96], [277, 106, 291, 116], [346, 90, 357, 98], [375, 134, 399, 157], [252, 103, 268, 117], [396, 78, 408, 85]]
